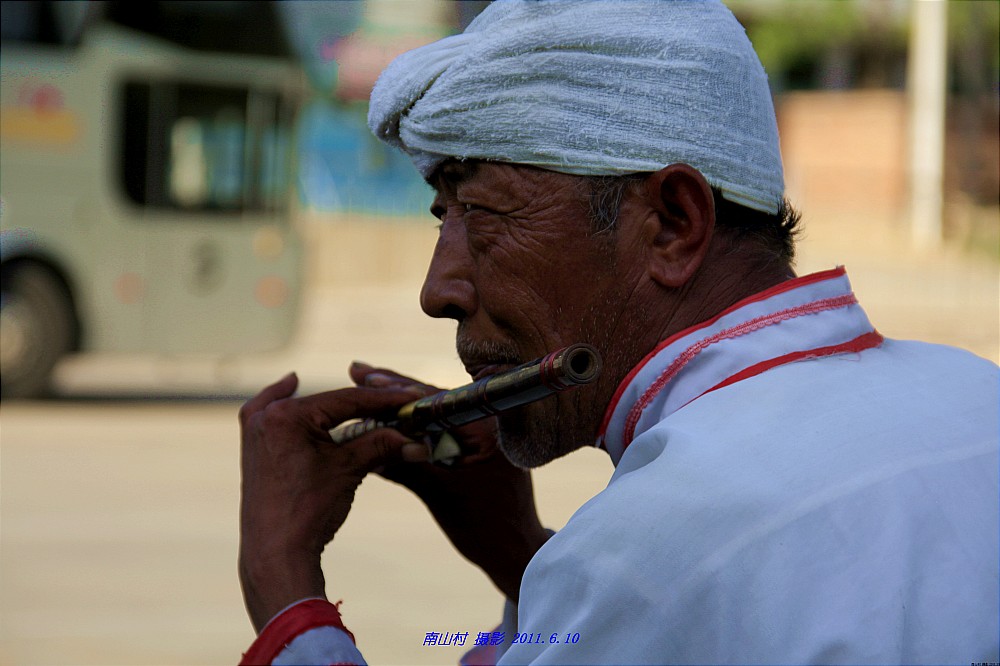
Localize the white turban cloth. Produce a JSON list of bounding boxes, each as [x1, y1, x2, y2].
[[368, 0, 784, 214]]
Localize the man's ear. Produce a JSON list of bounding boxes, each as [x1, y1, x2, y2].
[[642, 164, 715, 288]]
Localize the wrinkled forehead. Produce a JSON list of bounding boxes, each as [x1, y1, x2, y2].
[[426, 159, 600, 221], [429, 159, 570, 194]]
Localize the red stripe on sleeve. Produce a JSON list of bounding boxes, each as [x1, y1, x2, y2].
[[239, 599, 356, 666]]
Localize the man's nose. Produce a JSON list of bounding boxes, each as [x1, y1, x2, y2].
[[419, 218, 477, 321]]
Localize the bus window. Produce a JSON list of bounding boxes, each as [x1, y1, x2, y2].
[[120, 80, 291, 215]]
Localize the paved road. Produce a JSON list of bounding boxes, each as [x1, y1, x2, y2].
[[0, 399, 612, 665]]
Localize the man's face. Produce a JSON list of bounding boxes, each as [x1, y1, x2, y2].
[[421, 161, 649, 467]]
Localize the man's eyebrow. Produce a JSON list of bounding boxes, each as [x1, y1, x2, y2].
[[426, 160, 479, 188]]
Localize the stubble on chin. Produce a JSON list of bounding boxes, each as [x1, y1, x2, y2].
[[495, 424, 539, 469], [494, 394, 590, 469], [496, 424, 557, 470]]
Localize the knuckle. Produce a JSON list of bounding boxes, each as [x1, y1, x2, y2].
[[370, 438, 390, 464], [261, 398, 296, 427], [371, 432, 401, 465], [237, 400, 254, 425]]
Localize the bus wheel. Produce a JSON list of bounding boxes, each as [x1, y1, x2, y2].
[[0, 263, 75, 399]]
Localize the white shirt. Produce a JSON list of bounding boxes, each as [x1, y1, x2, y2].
[[502, 267, 999, 664]]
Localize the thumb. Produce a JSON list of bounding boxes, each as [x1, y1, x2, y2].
[[336, 427, 421, 474]]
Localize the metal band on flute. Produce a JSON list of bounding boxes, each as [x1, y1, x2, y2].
[[328, 343, 602, 449]]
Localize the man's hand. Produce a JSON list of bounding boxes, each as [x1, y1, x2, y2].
[[238, 372, 420, 633], [350, 362, 551, 602]]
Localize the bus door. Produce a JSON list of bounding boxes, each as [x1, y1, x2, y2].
[[118, 78, 301, 355]]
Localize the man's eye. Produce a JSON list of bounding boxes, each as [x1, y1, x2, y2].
[[437, 202, 498, 225], [462, 203, 494, 216], [451, 202, 480, 217]]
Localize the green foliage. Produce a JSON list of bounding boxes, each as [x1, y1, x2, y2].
[[733, 0, 866, 75], [947, 0, 1000, 95], [730, 0, 999, 93], [728, 0, 864, 72]]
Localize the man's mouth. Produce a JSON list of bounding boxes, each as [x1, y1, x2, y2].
[[469, 363, 511, 382], [455, 329, 523, 382], [456, 330, 521, 381]]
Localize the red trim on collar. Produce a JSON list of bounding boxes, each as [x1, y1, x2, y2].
[[621, 293, 859, 445], [612, 329, 883, 457], [695, 330, 884, 401], [597, 267, 848, 445], [240, 599, 356, 666]]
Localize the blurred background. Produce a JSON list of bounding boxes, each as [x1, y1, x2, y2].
[[1, 1, 997, 664]]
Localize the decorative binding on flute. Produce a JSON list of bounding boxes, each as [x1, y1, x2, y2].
[[328, 344, 602, 461]]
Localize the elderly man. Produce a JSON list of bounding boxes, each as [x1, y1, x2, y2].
[[237, 1, 999, 664]]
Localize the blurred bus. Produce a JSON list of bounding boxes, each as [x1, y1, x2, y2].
[[1, 20, 305, 398]]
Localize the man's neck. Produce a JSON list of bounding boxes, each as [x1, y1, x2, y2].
[[654, 246, 795, 347]]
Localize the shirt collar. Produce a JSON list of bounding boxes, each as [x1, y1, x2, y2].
[[596, 267, 882, 465]]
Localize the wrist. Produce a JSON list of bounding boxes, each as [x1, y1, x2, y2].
[[239, 546, 327, 633]]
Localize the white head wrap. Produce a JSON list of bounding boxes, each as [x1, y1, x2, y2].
[[368, 0, 784, 214]]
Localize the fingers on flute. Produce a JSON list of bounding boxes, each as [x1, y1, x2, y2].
[[298, 386, 419, 432], [348, 361, 376, 384], [329, 419, 429, 465], [338, 427, 423, 473], [349, 361, 425, 390], [364, 372, 407, 388], [401, 441, 431, 463]]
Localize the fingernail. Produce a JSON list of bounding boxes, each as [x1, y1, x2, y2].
[[350, 361, 372, 371], [364, 372, 395, 387], [401, 442, 430, 463]]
